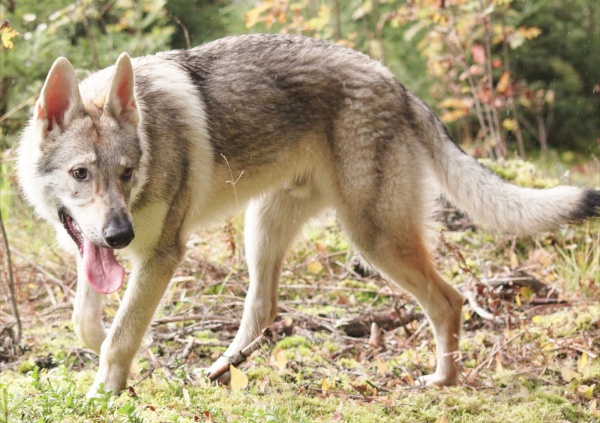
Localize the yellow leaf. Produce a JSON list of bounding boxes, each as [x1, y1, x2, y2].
[[531, 315, 543, 324], [496, 71, 511, 94], [307, 260, 323, 274], [244, 2, 273, 29], [440, 109, 468, 124], [376, 357, 388, 375], [503, 118, 517, 132], [515, 293, 521, 307], [1, 26, 18, 49], [577, 352, 589, 377], [464, 310, 471, 321], [321, 377, 329, 391], [273, 349, 288, 368], [438, 97, 472, 110], [560, 367, 581, 382], [520, 286, 533, 301], [518, 26, 542, 40], [229, 365, 248, 391], [590, 399, 599, 417], [577, 384, 594, 399], [305, 5, 331, 31]]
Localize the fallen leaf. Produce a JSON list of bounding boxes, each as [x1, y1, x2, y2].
[[577, 351, 589, 376], [515, 293, 522, 307], [401, 372, 415, 385], [590, 399, 599, 417], [435, 415, 449, 423], [229, 365, 248, 391], [520, 286, 534, 301], [560, 367, 581, 382], [307, 260, 323, 274], [376, 357, 388, 375], [577, 384, 594, 399], [273, 349, 288, 368]]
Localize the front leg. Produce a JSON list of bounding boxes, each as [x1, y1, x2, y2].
[[87, 248, 182, 397]]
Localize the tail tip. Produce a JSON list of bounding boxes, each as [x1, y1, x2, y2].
[[571, 189, 600, 221]]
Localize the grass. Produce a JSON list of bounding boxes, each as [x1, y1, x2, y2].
[[0, 157, 599, 422]]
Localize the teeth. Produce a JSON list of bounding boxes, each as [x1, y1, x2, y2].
[[72, 218, 81, 232], [60, 211, 84, 255]]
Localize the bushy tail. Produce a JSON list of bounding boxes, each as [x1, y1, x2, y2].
[[416, 100, 600, 235]]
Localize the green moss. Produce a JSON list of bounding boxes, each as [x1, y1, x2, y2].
[[338, 357, 358, 369], [272, 335, 311, 352], [17, 357, 37, 374], [478, 158, 560, 188]]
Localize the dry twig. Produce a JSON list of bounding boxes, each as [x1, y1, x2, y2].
[[207, 328, 272, 381], [0, 207, 20, 342]]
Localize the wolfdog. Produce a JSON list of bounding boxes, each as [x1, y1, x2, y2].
[[17, 34, 599, 396]]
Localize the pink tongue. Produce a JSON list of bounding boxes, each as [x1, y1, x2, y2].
[[83, 237, 125, 294]]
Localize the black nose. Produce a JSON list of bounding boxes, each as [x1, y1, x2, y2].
[[103, 214, 134, 249]]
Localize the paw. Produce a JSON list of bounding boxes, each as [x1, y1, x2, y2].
[[417, 372, 458, 387], [86, 382, 115, 399], [86, 364, 127, 398], [197, 357, 233, 385]]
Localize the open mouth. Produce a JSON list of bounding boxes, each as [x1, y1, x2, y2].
[[59, 209, 84, 255], [57, 208, 126, 295]]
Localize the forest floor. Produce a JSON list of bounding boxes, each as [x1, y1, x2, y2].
[[0, 158, 599, 422]]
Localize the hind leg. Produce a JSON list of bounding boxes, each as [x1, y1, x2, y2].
[[340, 216, 463, 386], [207, 185, 325, 379]]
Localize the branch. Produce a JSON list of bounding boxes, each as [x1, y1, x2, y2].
[[207, 328, 272, 381], [0, 207, 21, 342]]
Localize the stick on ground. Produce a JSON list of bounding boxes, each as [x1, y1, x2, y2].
[[207, 328, 272, 382]]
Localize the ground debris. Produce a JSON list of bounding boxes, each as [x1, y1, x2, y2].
[[335, 307, 424, 338]]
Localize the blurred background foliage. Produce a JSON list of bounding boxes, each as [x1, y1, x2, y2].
[[0, 0, 598, 159]]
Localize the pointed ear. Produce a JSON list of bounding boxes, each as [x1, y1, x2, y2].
[[35, 57, 82, 135], [105, 53, 139, 127]]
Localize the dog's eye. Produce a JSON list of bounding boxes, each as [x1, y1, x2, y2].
[[122, 167, 134, 182], [71, 168, 89, 181]]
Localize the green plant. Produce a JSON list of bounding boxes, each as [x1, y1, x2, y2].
[[554, 222, 600, 293]]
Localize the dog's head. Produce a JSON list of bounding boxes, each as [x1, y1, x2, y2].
[[19, 54, 144, 294]]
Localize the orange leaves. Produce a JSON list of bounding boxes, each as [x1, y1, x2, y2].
[[495, 71, 511, 95], [509, 26, 543, 49], [245, 0, 332, 37], [245, 0, 285, 29], [438, 97, 472, 123]]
